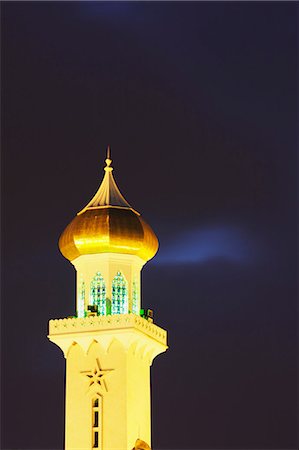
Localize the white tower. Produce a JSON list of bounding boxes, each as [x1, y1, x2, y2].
[[48, 149, 167, 450]]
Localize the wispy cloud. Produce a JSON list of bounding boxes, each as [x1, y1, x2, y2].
[[154, 225, 257, 265]]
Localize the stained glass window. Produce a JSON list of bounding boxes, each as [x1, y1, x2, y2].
[[132, 279, 139, 314], [78, 280, 85, 318], [112, 272, 128, 315], [90, 273, 106, 315]]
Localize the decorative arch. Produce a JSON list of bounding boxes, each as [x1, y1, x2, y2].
[[87, 339, 106, 357], [112, 271, 128, 315], [90, 272, 106, 315], [66, 341, 85, 359]]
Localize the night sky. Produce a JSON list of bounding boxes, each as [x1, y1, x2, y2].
[[2, 2, 297, 449]]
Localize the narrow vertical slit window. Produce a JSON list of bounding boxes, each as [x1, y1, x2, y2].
[[92, 397, 101, 449], [90, 273, 106, 315], [94, 411, 99, 427], [94, 432, 98, 448], [112, 272, 128, 315]]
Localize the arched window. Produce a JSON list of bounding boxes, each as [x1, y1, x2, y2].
[[132, 279, 139, 315], [112, 272, 128, 315], [78, 280, 85, 318], [90, 273, 106, 315]]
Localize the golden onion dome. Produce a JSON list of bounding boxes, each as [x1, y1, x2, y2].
[[58, 149, 158, 263]]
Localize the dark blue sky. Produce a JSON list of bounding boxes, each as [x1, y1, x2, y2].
[[2, 2, 297, 449]]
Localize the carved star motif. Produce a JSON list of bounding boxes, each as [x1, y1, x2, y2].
[[81, 358, 113, 395]]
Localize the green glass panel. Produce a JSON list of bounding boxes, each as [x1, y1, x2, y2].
[[90, 273, 106, 315], [78, 280, 85, 318], [132, 279, 139, 314], [112, 272, 128, 315]]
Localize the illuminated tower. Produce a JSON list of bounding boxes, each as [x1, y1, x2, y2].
[[48, 149, 167, 450]]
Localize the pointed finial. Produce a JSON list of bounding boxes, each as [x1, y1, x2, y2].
[[105, 145, 112, 171]]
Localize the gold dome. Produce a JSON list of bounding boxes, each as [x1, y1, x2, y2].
[[58, 150, 158, 262]]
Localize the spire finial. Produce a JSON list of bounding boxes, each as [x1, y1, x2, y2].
[[105, 145, 112, 171]]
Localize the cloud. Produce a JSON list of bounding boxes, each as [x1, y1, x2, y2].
[[154, 225, 257, 265]]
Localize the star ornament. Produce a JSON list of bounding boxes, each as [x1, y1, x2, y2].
[[81, 358, 114, 395]]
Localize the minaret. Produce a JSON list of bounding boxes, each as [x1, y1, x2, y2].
[[48, 149, 167, 450]]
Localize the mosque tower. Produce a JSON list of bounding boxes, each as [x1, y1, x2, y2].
[[48, 149, 167, 450]]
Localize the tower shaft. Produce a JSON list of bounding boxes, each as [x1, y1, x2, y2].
[[49, 314, 167, 450]]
